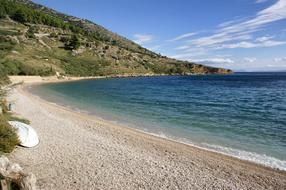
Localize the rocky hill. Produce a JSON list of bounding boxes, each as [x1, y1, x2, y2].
[[0, 0, 232, 78]]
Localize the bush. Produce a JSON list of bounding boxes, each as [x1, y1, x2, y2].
[[64, 35, 81, 50], [26, 26, 38, 38], [0, 6, 6, 18], [0, 98, 8, 114], [0, 65, 9, 86], [0, 39, 16, 51], [0, 89, 6, 100], [1, 60, 22, 75], [3, 112, 30, 125], [12, 8, 28, 23], [0, 0, 83, 33], [1, 60, 55, 76], [0, 114, 19, 153], [49, 32, 57, 38]]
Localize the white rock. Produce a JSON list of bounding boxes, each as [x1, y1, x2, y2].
[[19, 173, 37, 190], [0, 156, 9, 175], [0, 157, 36, 189], [7, 163, 23, 174]]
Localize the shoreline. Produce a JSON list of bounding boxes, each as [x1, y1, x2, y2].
[[8, 74, 175, 85], [7, 76, 286, 189], [23, 83, 286, 172], [18, 75, 286, 171]]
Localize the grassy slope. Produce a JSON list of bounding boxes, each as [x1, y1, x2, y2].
[[0, 0, 232, 77]]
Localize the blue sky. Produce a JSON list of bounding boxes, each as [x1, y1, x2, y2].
[[33, 0, 286, 71]]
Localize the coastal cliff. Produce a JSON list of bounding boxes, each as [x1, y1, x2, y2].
[[0, 0, 232, 78]]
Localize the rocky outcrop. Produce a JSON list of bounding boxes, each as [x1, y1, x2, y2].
[[0, 156, 37, 190], [192, 64, 232, 74]]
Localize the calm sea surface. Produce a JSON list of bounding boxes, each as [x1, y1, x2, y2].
[[30, 72, 286, 170]]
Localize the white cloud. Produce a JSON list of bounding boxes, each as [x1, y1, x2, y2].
[[187, 33, 253, 47], [178, 0, 286, 52], [171, 53, 193, 59], [175, 45, 190, 50], [147, 45, 161, 51], [171, 52, 203, 59], [256, 0, 269, 3], [175, 36, 286, 52], [168, 32, 198, 42], [190, 58, 235, 64], [171, 47, 208, 59], [215, 40, 286, 49], [255, 36, 273, 42], [274, 57, 286, 62], [244, 57, 257, 63], [218, 18, 245, 28], [219, 0, 286, 34], [133, 34, 154, 44]]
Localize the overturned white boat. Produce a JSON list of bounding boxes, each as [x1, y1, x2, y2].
[[8, 121, 39, 148]]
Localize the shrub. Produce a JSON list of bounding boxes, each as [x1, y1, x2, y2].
[[1, 60, 55, 76], [0, 6, 6, 18], [26, 26, 38, 38], [0, 89, 6, 100], [49, 32, 57, 38], [65, 35, 81, 50], [0, 98, 8, 114], [0, 65, 9, 86], [0, 0, 83, 34], [60, 36, 69, 43], [0, 114, 19, 153], [0, 40, 16, 51], [12, 8, 28, 23], [1, 60, 22, 75], [3, 112, 30, 125]]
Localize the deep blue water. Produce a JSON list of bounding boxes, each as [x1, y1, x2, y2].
[[30, 73, 286, 170]]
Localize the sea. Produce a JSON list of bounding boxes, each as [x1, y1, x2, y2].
[[30, 72, 286, 170]]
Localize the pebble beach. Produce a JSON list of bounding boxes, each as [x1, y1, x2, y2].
[[6, 76, 286, 190]]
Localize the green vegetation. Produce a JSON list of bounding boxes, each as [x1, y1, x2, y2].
[[1, 60, 55, 76], [0, 88, 27, 154], [0, 114, 19, 153], [3, 112, 30, 125], [0, 95, 30, 124], [64, 35, 81, 50], [0, 0, 231, 79], [0, 0, 83, 33], [0, 65, 10, 86], [0, 93, 19, 154], [26, 26, 37, 38], [0, 38, 16, 51]]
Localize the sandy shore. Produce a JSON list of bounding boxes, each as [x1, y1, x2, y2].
[[6, 76, 286, 189]]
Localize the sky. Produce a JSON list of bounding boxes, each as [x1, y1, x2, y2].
[[32, 0, 286, 71]]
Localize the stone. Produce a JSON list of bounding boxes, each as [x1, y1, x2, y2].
[[6, 163, 23, 175], [0, 157, 36, 189], [0, 156, 9, 176], [19, 173, 37, 190]]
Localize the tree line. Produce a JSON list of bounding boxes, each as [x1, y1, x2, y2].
[[0, 0, 83, 33]]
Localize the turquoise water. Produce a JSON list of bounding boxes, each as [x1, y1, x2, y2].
[[30, 73, 286, 170]]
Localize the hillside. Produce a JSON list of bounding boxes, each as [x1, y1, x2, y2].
[[0, 0, 232, 78]]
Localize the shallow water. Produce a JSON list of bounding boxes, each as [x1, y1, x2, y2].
[[30, 72, 286, 170]]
